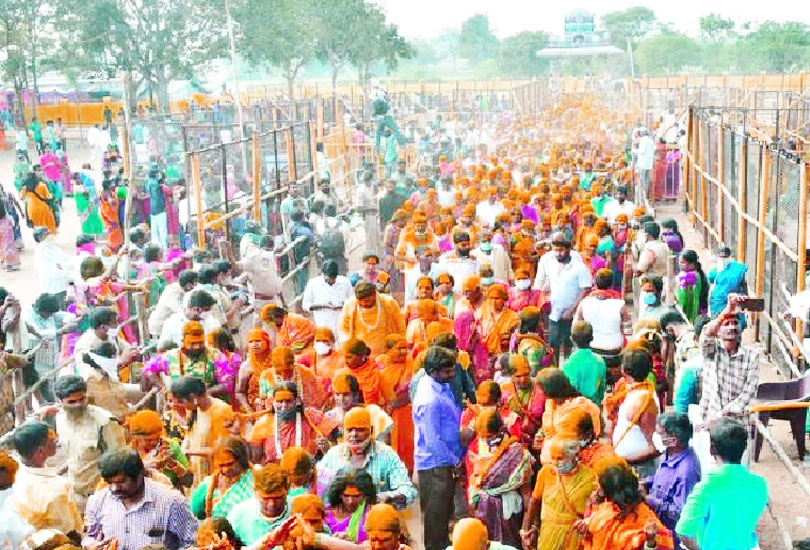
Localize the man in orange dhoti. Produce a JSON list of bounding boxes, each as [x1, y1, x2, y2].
[[261, 304, 316, 357], [298, 327, 345, 394], [378, 335, 415, 472], [338, 283, 405, 359]]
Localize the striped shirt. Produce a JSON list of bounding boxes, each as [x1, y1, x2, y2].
[[83, 478, 197, 550], [316, 441, 417, 506]]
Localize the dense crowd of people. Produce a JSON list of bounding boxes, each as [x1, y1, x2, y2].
[[0, 92, 770, 550]]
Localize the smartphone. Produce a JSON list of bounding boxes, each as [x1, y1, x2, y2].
[[739, 297, 765, 312]]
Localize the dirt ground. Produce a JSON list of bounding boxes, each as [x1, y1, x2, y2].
[[2, 139, 809, 549]]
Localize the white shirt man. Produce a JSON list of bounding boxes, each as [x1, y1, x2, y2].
[[475, 197, 505, 228], [34, 234, 74, 295], [533, 248, 591, 322], [302, 273, 353, 336], [602, 197, 636, 225], [159, 311, 221, 348], [148, 282, 187, 338], [637, 132, 656, 172]]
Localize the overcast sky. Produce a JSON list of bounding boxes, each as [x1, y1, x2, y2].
[[374, 0, 810, 39]]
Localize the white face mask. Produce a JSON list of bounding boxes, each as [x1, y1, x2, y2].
[[515, 279, 531, 291], [314, 342, 331, 356], [716, 257, 730, 270]]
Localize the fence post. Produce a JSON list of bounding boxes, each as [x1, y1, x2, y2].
[[755, 147, 771, 300], [191, 152, 205, 248], [253, 132, 261, 222], [797, 161, 810, 345], [699, 119, 709, 246], [738, 136, 747, 262], [285, 127, 296, 183], [717, 126, 725, 241]]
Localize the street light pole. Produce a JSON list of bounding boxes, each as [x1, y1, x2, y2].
[[225, 0, 249, 180]]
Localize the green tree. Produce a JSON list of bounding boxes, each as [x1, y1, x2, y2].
[[636, 29, 701, 75], [348, 3, 412, 96], [458, 14, 499, 63], [738, 21, 810, 72], [699, 13, 735, 44], [498, 31, 550, 77], [600, 7, 655, 47], [434, 29, 461, 71], [235, 0, 318, 100], [58, 0, 227, 113], [1, 0, 56, 121], [312, 0, 369, 98]]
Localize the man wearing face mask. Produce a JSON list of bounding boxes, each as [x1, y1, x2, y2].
[[472, 229, 513, 284], [248, 382, 337, 463], [412, 346, 463, 550], [159, 289, 221, 349], [431, 231, 480, 295], [696, 295, 760, 433], [74, 306, 138, 371], [508, 268, 541, 311], [46, 375, 127, 510], [467, 409, 531, 549], [707, 246, 749, 318], [300, 327, 346, 388], [316, 406, 417, 507], [303, 260, 354, 337], [638, 275, 675, 323]]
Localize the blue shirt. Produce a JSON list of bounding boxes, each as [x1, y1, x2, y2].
[[676, 463, 767, 550], [412, 374, 462, 471], [646, 447, 701, 541]]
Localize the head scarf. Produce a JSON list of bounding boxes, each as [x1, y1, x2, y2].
[[182, 321, 205, 347], [291, 494, 325, 520], [128, 410, 163, 436], [280, 446, 315, 478], [509, 354, 530, 377], [0, 451, 19, 481], [475, 380, 501, 407], [314, 327, 335, 342], [487, 283, 508, 300], [364, 503, 401, 534], [452, 518, 489, 550], [271, 347, 295, 370], [474, 408, 503, 438], [344, 406, 372, 430], [462, 275, 481, 292]]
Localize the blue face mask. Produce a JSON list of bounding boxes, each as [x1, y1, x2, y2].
[[643, 293, 658, 306], [482, 276, 495, 285], [480, 242, 492, 253]]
